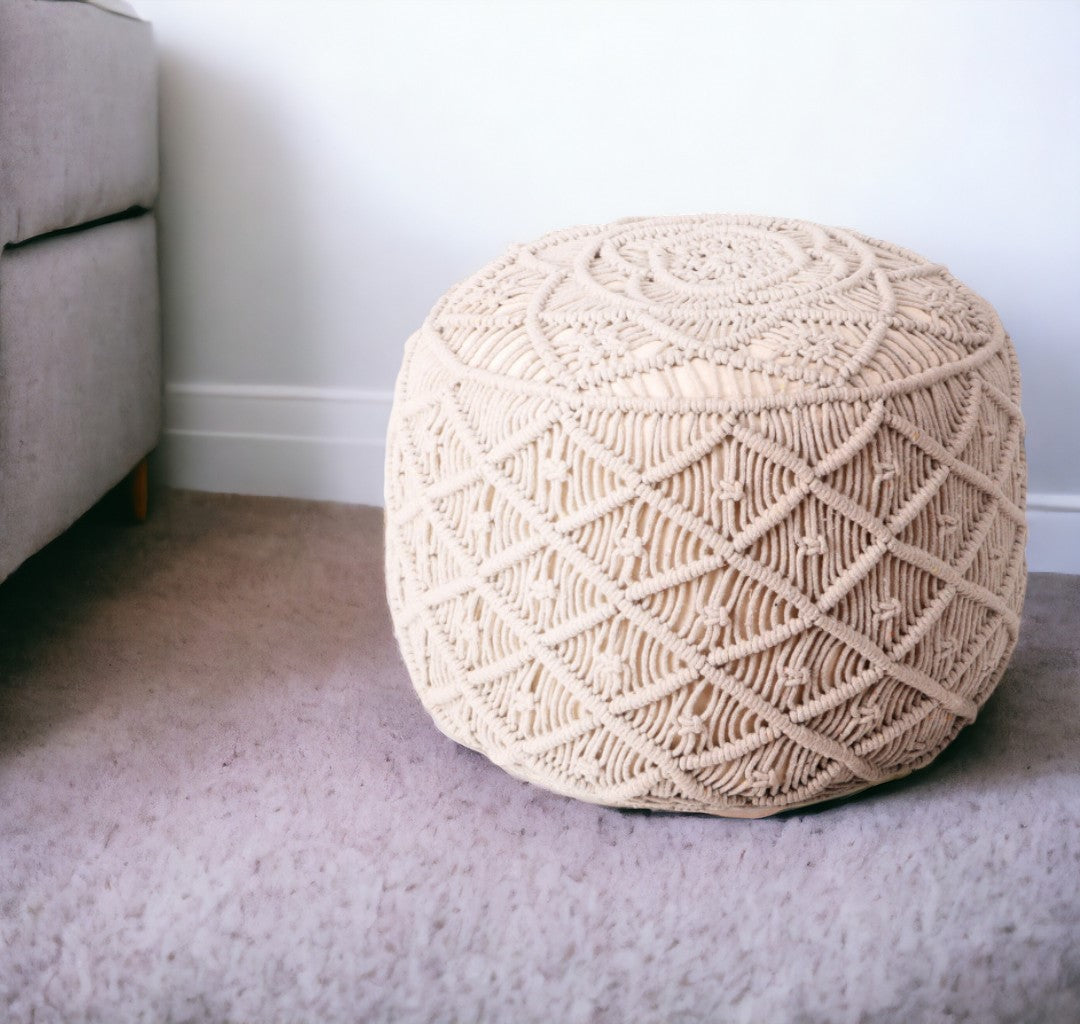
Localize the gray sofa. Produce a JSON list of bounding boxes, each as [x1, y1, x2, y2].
[[0, 0, 161, 583]]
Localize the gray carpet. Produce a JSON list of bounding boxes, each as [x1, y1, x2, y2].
[[0, 490, 1077, 1024]]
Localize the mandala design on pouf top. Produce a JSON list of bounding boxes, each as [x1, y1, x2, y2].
[[384, 214, 1027, 818]]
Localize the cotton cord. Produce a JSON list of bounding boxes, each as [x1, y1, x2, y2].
[[384, 214, 1027, 818]]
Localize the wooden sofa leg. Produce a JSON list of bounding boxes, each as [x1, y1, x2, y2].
[[129, 457, 149, 522]]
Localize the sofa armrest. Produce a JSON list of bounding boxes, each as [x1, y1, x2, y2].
[[0, 0, 157, 246]]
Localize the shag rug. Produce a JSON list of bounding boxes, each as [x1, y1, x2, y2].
[[0, 491, 1077, 1023]]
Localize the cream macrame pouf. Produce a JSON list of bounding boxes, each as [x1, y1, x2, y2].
[[384, 214, 1027, 818]]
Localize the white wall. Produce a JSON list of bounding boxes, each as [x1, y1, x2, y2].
[[143, 0, 1080, 572]]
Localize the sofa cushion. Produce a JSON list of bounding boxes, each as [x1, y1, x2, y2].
[[0, 0, 157, 246], [0, 215, 162, 582]]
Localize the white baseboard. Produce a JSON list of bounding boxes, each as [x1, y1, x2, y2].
[[160, 383, 1080, 573], [160, 383, 393, 505], [1026, 495, 1080, 575]]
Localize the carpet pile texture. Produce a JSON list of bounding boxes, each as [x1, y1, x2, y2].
[[0, 491, 1077, 1023]]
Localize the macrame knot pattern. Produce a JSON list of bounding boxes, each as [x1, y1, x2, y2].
[[871, 597, 903, 623], [540, 458, 570, 483], [615, 532, 647, 584], [934, 637, 960, 669], [873, 458, 898, 485], [780, 665, 812, 689], [529, 576, 558, 609], [936, 512, 961, 536], [746, 767, 782, 794], [779, 663, 812, 709], [698, 597, 731, 630], [595, 653, 631, 699], [677, 712, 707, 737], [469, 506, 495, 534], [713, 479, 744, 503], [384, 213, 1028, 818], [584, 324, 630, 365], [797, 534, 829, 557], [851, 702, 883, 728], [510, 688, 540, 715]]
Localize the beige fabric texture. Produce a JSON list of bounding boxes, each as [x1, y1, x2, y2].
[[384, 213, 1027, 818]]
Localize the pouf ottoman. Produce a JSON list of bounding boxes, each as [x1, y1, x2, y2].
[[384, 214, 1027, 818]]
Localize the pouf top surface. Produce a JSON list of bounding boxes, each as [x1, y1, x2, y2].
[[428, 214, 1003, 407]]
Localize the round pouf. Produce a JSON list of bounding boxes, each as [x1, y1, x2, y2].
[[384, 214, 1027, 818]]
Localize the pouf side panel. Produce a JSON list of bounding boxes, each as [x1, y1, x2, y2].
[[386, 330, 1025, 817]]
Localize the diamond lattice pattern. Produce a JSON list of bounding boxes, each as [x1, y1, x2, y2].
[[384, 215, 1027, 817]]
